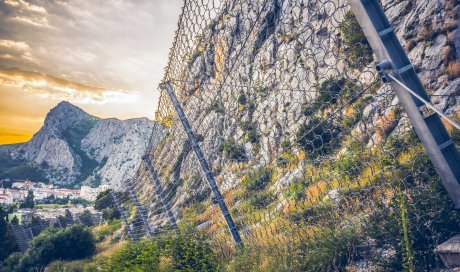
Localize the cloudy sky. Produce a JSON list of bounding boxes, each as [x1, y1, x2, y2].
[[0, 0, 182, 144]]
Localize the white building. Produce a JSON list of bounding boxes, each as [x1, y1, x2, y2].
[[80, 185, 111, 201], [0, 193, 13, 205]]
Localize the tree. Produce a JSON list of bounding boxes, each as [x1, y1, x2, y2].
[[15, 225, 96, 271], [0, 206, 18, 262], [94, 189, 113, 211], [20, 191, 34, 209]]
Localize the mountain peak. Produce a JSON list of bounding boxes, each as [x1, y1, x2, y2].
[[49, 101, 86, 117], [44, 101, 97, 130]]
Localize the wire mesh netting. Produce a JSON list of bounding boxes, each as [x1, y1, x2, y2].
[[126, 0, 460, 270]]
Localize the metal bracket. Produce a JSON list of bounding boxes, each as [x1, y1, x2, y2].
[[161, 82, 243, 247]]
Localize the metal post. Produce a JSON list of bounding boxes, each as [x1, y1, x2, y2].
[[161, 82, 243, 247], [126, 179, 154, 237], [111, 192, 135, 241], [143, 155, 178, 229], [56, 217, 63, 229], [25, 227, 34, 242], [348, 0, 460, 207]]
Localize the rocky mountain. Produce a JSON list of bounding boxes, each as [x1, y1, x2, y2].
[[1, 101, 166, 188]]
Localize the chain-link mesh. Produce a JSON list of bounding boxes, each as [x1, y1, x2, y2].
[[133, 0, 460, 270]]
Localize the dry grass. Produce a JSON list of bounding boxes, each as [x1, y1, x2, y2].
[[447, 61, 460, 80]]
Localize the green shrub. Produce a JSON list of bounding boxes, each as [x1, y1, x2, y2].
[[94, 220, 121, 242], [296, 117, 339, 159], [248, 191, 275, 209], [0, 253, 22, 272], [241, 121, 260, 144], [220, 140, 247, 162], [285, 177, 310, 203], [14, 225, 96, 271], [339, 10, 373, 68], [103, 240, 161, 272], [302, 77, 358, 115], [102, 231, 220, 272], [240, 168, 275, 209], [335, 153, 363, 179], [367, 154, 460, 271], [0, 206, 17, 263], [238, 92, 247, 105], [243, 168, 273, 191]]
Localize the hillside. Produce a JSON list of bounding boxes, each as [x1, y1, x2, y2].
[[130, 0, 460, 270]]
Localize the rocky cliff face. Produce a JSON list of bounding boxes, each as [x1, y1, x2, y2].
[[141, 0, 460, 227], [5, 101, 165, 188]]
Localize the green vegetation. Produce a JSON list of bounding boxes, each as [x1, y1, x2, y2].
[[367, 157, 460, 270], [299, 228, 363, 272], [296, 117, 339, 159], [220, 140, 247, 162], [284, 177, 310, 203], [79, 210, 95, 227], [301, 77, 358, 116], [0, 206, 17, 263], [1, 225, 95, 272], [94, 220, 121, 242], [339, 10, 373, 69], [238, 92, 247, 105], [19, 190, 35, 209], [102, 231, 220, 272], [0, 151, 48, 183], [241, 121, 260, 144], [240, 168, 275, 209]]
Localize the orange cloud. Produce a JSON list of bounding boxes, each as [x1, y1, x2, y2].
[[0, 68, 139, 104]]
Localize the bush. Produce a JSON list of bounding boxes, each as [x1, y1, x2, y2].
[[0, 206, 17, 262], [14, 225, 96, 271], [103, 240, 161, 272], [241, 121, 260, 144], [296, 117, 339, 159], [94, 220, 121, 243], [243, 168, 273, 191], [302, 77, 358, 115], [241, 168, 275, 210], [339, 10, 373, 68], [0, 253, 22, 272], [335, 152, 363, 179], [285, 177, 310, 203], [238, 92, 247, 105], [103, 231, 220, 272], [220, 140, 248, 162]]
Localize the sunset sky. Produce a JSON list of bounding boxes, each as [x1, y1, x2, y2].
[[0, 0, 182, 144]]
